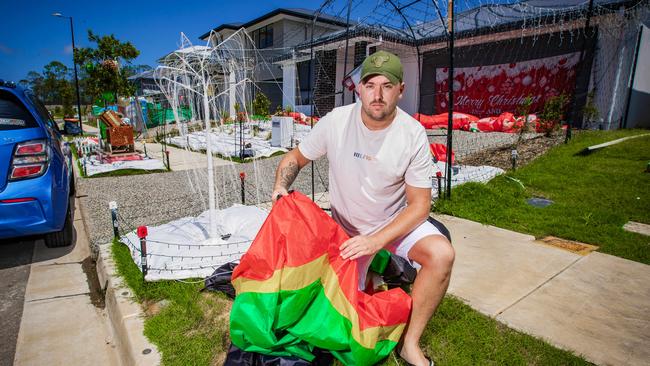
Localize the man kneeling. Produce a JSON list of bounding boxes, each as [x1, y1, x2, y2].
[[272, 51, 454, 366]]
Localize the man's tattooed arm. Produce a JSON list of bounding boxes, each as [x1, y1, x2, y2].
[[272, 149, 310, 203], [276, 160, 299, 190]]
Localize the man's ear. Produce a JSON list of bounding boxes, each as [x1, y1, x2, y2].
[[399, 82, 405, 98]]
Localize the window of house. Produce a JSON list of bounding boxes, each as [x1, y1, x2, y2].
[[297, 60, 313, 105], [252, 25, 274, 49]]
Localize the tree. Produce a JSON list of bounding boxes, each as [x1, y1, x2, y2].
[[42, 61, 75, 115], [23, 71, 45, 99], [74, 30, 140, 105]]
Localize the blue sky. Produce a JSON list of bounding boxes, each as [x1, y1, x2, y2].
[[0, 0, 331, 81], [1, 0, 493, 82]]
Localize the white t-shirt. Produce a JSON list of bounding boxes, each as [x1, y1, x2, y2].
[[299, 102, 433, 237]]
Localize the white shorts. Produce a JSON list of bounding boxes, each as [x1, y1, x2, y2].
[[357, 220, 446, 289], [389, 220, 445, 270]]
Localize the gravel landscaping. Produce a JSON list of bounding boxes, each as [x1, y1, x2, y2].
[[77, 154, 329, 254]]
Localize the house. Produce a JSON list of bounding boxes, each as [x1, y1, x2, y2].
[[198, 8, 350, 116], [194, 1, 647, 127]]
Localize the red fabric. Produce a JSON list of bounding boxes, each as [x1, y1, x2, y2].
[[476, 117, 496, 132], [414, 112, 477, 130], [233, 191, 412, 329], [101, 153, 143, 162], [288, 112, 302, 121], [287, 112, 319, 125], [429, 143, 455, 164]]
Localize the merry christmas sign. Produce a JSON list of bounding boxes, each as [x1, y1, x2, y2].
[[435, 52, 580, 117]]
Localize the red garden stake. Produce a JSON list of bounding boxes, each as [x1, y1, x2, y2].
[[137, 226, 148, 280], [239, 172, 246, 204]]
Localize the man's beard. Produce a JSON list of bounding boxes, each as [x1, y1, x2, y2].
[[363, 102, 393, 122]]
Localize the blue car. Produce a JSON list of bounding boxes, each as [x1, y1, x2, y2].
[[0, 80, 74, 247]]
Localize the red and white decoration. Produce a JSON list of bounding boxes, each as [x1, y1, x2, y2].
[[435, 52, 580, 117]]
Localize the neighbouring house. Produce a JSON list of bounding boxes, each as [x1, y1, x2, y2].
[[128, 70, 161, 97], [199, 8, 351, 116]]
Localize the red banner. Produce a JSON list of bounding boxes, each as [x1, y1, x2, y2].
[[435, 52, 580, 117]]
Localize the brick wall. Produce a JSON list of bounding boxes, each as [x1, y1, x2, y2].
[[354, 41, 368, 67], [313, 49, 337, 116]]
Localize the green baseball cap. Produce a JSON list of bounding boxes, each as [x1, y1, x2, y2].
[[360, 50, 403, 85]]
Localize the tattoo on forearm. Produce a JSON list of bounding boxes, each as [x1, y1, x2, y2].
[[278, 161, 299, 189]]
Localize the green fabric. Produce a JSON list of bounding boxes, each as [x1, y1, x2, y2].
[[99, 121, 107, 139], [92, 105, 104, 116], [369, 250, 391, 275], [230, 280, 398, 366], [146, 105, 192, 127]]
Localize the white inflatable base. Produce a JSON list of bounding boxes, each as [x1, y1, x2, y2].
[[432, 162, 505, 197], [120, 204, 268, 281], [82, 156, 166, 176]]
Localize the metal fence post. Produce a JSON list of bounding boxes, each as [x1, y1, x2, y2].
[[511, 149, 518, 170], [137, 226, 148, 281], [109, 201, 119, 238]]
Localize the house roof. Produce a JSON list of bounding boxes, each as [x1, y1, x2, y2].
[[127, 69, 155, 81], [199, 8, 351, 40]]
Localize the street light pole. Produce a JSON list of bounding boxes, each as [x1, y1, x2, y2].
[[53, 13, 83, 134]]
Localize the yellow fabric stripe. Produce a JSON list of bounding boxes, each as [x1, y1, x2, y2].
[[232, 254, 406, 348]]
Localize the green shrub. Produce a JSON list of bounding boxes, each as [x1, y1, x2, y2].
[[252, 92, 271, 116]]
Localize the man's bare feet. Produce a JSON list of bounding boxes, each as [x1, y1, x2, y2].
[[398, 343, 433, 366]]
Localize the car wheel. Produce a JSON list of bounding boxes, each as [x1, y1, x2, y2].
[[44, 204, 73, 248]]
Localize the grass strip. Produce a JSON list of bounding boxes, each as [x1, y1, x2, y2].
[[112, 240, 231, 365], [434, 129, 650, 264], [87, 168, 168, 178]]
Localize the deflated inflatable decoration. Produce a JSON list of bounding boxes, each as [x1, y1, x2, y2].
[[229, 192, 411, 366]]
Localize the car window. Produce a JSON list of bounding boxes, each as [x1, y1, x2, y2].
[[26, 91, 59, 132], [0, 90, 39, 131]]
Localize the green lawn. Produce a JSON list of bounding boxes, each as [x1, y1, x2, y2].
[[113, 240, 589, 366], [435, 129, 650, 264], [85, 168, 169, 178]]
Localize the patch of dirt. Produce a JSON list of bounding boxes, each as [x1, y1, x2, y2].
[[190, 292, 232, 365], [459, 135, 563, 171], [539, 236, 599, 255], [81, 256, 105, 309], [143, 299, 170, 317]]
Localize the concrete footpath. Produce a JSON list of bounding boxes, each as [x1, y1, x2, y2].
[[13, 197, 121, 365], [134, 141, 234, 171], [438, 214, 650, 366]]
